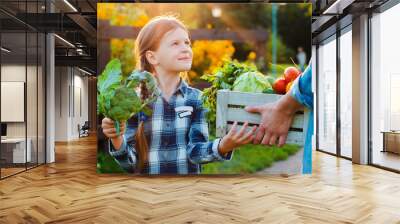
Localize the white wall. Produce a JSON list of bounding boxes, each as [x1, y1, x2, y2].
[[1, 64, 46, 164], [1, 65, 34, 138], [54, 67, 89, 141], [54, 67, 68, 141], [72, 72, 89, 138]]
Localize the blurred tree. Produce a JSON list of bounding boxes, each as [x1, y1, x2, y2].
[[277, 3, 312, 62], [98, 3, 149, 27], [220, 3, 272, 29], [99, 3, 311, 78], [220, 3, 311, 63], [265, 33, 295, 74], [110, 39, 135, 76]]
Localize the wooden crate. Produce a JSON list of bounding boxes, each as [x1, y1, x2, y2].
[[216, 90, 309, 146]]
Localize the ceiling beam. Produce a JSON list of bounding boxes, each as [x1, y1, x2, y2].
[[67, 13, 97, 39], [55, 55, 96, 72]]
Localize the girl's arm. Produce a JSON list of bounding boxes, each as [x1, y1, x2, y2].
[[103, 117, 139, 173], [187, 97, 233, 164]]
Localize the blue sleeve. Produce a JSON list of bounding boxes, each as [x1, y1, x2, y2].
[[302, 109, 313, 174], [289, 64, 313, 109], [288, 64, 313, 174], [187, 93, 233, 164]]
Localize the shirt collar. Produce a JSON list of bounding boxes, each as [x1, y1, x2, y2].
[[176, 78, 188, 97], [155, 78, 188, 97]]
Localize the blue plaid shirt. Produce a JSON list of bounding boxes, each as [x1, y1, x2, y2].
[[108, 79, 233, 174]]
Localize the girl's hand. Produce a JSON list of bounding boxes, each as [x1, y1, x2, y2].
[[218, 121, 257, 155], [101, 117, 126, 139]]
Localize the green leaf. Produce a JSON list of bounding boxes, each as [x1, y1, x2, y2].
[[126, 70, 156, 92], [97, 60, 157, 124], [201, 59, 266, 136], [108, 86, 142, 121], [141, 105, 153, 117], [115, 121, 120, 136], [98, 59, 122, 93], [232, 71, 272, 93]]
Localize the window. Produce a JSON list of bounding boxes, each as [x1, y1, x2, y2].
[[370, 3, 400, 171], [0, 0, 47, 179], [339, 28, 352, 158], [317, 36, 337, 155]]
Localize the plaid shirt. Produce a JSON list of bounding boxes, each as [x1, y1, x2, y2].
[[108, 79, 233, 174]]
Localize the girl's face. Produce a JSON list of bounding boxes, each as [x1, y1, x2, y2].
[[147, 27, 193, 73]]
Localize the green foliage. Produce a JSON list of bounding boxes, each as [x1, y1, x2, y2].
[[200, 60, 257, 136], [108, 87, 142, 122], [265, 75, 276, 86], [219, 3, 311, 62], [97, 150, 126, 173], [232, 71, 272, 93], [201, 144, 300, 174], [97, 59, 157, 134], [97, 59, 122, 96], [277, 4, 312, 62], [265, 34, 296, 68], [110, 39, 136, 76]]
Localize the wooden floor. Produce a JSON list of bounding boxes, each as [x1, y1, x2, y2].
[[1, 167, 26, 178], [1, 135, 400, 223], [372, 150, 400, 171]]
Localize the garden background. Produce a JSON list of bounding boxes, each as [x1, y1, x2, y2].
[[96, 3, 311, 174]]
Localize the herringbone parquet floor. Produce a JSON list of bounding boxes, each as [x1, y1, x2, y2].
[[1, 135, 400, 224]]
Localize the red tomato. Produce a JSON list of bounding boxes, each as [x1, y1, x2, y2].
[[273, 77, 287, 94], [286, 80, 294, 93], [284, 67, 301, 82]]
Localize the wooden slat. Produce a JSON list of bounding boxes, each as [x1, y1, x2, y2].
[[98, 20, 268, 42], [216, 90, 307, 147], [226, 107, 304, 129], [216, 90, 229, 137], [224, 90, 283, 107]]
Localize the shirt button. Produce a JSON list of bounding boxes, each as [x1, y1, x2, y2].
[[166, 121, 173, 128]]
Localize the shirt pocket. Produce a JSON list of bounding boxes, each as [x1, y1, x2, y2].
[[175, 110, 192, 132]]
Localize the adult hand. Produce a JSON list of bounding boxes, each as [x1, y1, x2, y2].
[[245, 94, 303, 147]]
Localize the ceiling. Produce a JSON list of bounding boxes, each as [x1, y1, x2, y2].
[[1, 0, 394, 73], [0, 0, 97, 73]]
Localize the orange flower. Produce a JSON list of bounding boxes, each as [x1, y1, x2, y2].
[[133, 14, 150, 27], [247, 51, 256, 60], [98, 3, 115, 20], [190, 40, 235, 80]]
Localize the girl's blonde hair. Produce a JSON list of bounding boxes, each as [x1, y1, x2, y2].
[[134, 15, 191, 173]]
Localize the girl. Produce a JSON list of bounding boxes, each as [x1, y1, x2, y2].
[[102, 16, 256, 174]]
